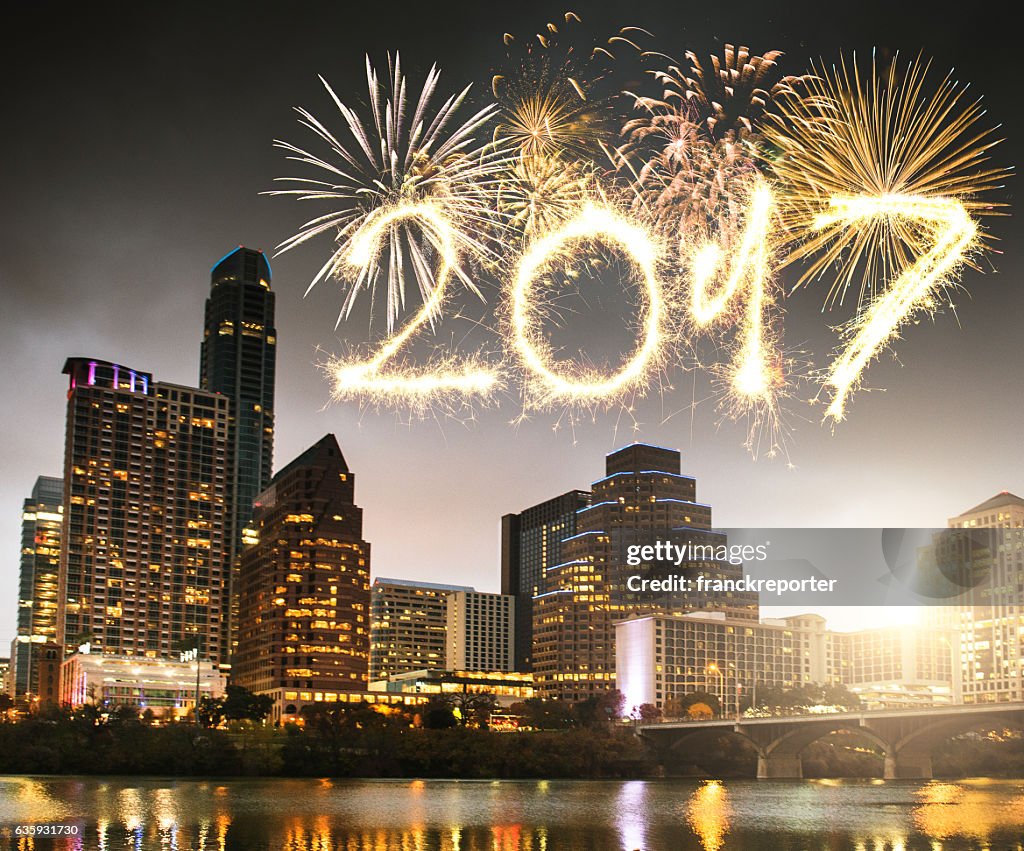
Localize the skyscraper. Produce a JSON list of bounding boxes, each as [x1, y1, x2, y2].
[[57, 358, 230, 664], [199, 246, 277, 662], [532, 443, 757, 701], [947, 491, 1024, 703], [501, 490, 590, 672], [234, 435, 371, 704], [9, 476, 63, 703]]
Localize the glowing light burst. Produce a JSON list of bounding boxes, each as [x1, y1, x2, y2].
[[325, 201, 499, 408], [269, 54, 510, 331], [819, 194, 977, 421], [764, 52, 1006, 307], [511, 203, 666, 408]]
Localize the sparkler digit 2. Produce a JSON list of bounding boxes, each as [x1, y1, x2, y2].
[[327, 202, 499, 404]]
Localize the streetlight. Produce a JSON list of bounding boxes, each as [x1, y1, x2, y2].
[[707, 663, 723, 718]]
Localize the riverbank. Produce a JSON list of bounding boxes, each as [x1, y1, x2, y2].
[[2, 714, 1021, 779]]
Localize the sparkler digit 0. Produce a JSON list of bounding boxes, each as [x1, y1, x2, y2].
[[511, 203, 665, 407]]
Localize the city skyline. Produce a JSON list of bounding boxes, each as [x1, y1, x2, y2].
[[2, 0, 1022, 645]]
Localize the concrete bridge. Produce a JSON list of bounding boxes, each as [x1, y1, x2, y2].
[[636, 702, 1024, 779]]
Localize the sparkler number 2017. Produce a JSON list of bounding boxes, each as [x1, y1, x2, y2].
[[269, 19, 1005, 457]]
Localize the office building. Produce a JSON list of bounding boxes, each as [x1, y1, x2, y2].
[[947, 492, 1024, 703], [61, 651, 226, 718], [533, 443, 758, 701], [200, 246, 277, 662], [234, 434, 371, 700], [9, 476, 63, 703], [369, 578, 473, 681], [501, 490, 590, 671], [445, 590, 515, 672], [57, 358, 230, 665]]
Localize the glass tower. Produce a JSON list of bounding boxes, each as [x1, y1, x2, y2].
[[199, 246, 277, 663]]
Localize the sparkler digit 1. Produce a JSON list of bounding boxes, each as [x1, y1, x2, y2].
[[819, 195, 977, 421], [689, 179, 778, 401], [511, 204, 664, 406], [328, 202, 499, 402]]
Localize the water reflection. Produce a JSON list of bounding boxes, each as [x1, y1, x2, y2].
[[686, 781, 731, 851], [3, 777, 1024, 851], [912, 779, 1024, 842]]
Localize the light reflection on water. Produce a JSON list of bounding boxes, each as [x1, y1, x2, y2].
[[1, 776, 1023, 851]]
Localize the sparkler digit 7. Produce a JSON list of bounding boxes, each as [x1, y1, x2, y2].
[[820, 195, 977, 421]]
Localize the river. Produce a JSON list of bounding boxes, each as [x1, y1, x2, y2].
[[1, 776, 1022, 850]]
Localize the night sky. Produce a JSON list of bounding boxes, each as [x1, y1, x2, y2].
[[1, 0, 1020, 643]]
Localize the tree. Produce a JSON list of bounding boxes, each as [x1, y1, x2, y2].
[[421, 695, 458, 729], [452, 692, 497, 728], [221, 686, 273, 722], [675, 690, 720, 718], [687, 702, 714, 720], [636, 703, 662, 723], [200, 685, 273, 727]]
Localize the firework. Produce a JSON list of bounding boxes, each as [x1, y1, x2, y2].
[[616, 44, 797, 257], [269, 54, 509, 332], [648, 44, 807, 141], [764, 52, 1006, 307], [492, 13, 648, 160], [510, 202, 667, 408], [819, 195, 977, 421], [495, 152, 595, 242]]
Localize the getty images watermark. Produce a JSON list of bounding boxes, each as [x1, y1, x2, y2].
[[625, 539, 838, 596], [618, 527, 1015, 607]]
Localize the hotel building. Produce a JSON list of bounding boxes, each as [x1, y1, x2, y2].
[[617, 612, 956, 714], [532, 443, 758, 701], [57, 358, 230, 664], [60, 651, 226, 718]]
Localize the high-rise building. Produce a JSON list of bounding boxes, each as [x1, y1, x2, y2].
[[9, 476, 63, 703], [501, 490, 590, 672], [369, 579, 473, 681], [200, 246, 277, 663], [57, 358, 230, 665], [533, 443, 758, 701], [445, 590, 515, 672], [947, 492, 1024, 703], [234, 434, 371, 700]]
